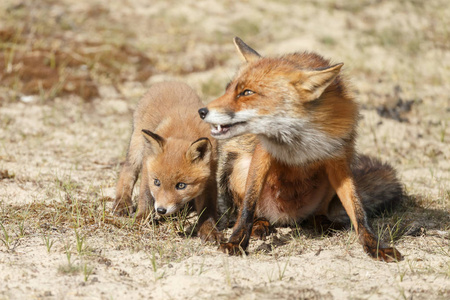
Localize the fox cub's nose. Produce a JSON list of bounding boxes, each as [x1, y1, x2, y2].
[[156, 207, 167, 215], [198, 108, 209, 119]]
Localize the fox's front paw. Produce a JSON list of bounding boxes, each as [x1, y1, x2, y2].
[[219, 242, 246, 256], [364, 245, 403, 262], [251, 218, 272, 240]]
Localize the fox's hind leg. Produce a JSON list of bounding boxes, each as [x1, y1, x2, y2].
[[326, 160, 402, 262]]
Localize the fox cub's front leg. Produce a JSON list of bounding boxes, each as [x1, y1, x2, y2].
[[326, 161, 402, 262], [113, 160, 139, 216], [135, 162, 154, 220], [113, 131, 145, 216], [219, 145, 271, 255]]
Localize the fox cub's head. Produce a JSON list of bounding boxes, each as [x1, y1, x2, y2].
[[198, 37, 345, 141], [142, 129, 212, 216]]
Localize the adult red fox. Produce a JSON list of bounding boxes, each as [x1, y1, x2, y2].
[[113, 82, 221, 243], [198, 38, 403, 261]]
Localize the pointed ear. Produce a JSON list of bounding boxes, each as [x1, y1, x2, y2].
[[186, 138, 212, 164], [294, 63, 343, 101], [234, 37, 261, 63], [142, 129, 165, 154]]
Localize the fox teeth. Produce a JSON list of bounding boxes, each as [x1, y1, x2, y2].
[[210, 123, 232, 135], [212, 124, 221, 131]]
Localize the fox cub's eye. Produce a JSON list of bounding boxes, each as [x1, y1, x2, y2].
[[243, 89, 254, 96], [175, 182, 186, 190], [154, 179, 161, 186]]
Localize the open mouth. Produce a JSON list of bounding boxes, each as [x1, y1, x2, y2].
[[210, 122, 245, 136]]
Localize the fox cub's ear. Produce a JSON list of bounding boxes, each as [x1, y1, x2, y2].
[[294, 63, 343, 101], [234, 37, 261, 63], [186, 138, 212, 164], [142, 129, 165, 154]]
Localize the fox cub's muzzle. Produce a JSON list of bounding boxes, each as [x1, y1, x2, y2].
[[198, 108, 209, 119]]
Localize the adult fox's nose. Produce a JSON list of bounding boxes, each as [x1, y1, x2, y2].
[[198, 108, 209, 119], [156, 207, 167, 215]]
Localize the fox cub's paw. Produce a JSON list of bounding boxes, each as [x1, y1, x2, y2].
[[251, 218, 272, 240], [197, 219, 223, 244], [365, 245, 403, 262], [112, 201, 134, 217], [134, 209, 152, 221], [219, 242, 246, 256]]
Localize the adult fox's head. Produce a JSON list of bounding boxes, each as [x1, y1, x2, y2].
[[142, 129, 213, 216], [199, 38, 356, 142], [199, 37, 359, 164]]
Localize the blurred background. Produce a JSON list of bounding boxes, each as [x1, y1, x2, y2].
[[1, 0, 448, 103]]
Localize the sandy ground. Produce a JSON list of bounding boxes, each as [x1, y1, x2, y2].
[[0, 0, 449, 299]]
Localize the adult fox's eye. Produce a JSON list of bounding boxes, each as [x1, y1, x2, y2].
[[243, 89, 254, 96], [175, 182, 186, 190], [154, 179, 161, 186]]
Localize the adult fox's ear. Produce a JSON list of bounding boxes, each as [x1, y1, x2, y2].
[[234, 37, 261, 63], [142, 129, 165, 154], [294, 63, 343, 101], [186, 138, 212, 164]]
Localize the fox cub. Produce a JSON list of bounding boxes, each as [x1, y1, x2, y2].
[[198, 38, 403, 261], [113, 82, 222, 243]]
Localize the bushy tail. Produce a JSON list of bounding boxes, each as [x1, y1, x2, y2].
[[327, 155, 404, 224]]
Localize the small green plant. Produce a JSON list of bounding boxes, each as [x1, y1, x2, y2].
[[147, 251, 165, 281], [58, 243, 81, 275], [291, 221, 303, 239], [387, 216, 405, 243], [83, 262, 94, 282], [75, 229, 85, 255], [395, 260, 408, 282], [42, 233, 55, 253], [266, 258, 290, 282], [65, 243, 72, 265], [276, 258, 290, 281], [17, 220, 26, 238], [0, 222, 13, 250]]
